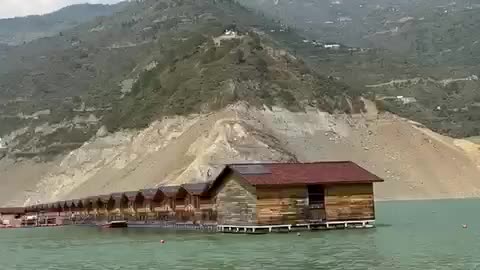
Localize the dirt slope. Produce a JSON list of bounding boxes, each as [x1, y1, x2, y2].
[[1, 102, 480, 206]]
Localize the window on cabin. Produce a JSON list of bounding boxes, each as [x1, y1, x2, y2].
[[308, 185, 325, 209], [194, 197, 200, 209]]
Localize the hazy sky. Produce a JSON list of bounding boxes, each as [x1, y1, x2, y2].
[[0, 0, 123, 19]]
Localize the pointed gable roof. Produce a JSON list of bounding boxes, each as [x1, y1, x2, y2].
[[124, 191, 141, 201], [140, 188, 163, 200], [159, 186, 181, 197], [181, 182, 212, 196], [99, 194, 112, 203]]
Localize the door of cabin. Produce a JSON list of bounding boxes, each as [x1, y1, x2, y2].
[[307, 185, 326, 221]]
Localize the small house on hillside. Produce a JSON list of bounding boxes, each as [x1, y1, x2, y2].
[[210, 162, 383, 227]]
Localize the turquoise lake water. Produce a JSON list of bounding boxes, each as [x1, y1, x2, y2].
[[1, 199, 480, 270]]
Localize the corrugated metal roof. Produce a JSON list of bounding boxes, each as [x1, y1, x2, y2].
[[228, 161, 383, 186], [181, 182, 211, 195]]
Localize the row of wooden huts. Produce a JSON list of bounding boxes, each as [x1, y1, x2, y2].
[[20, 161, 384, 229]]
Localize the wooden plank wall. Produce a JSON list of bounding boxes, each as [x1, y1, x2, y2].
[[215, 173, 257, 225], [256, 186, 308, 225], [325, 183, 375, 221]]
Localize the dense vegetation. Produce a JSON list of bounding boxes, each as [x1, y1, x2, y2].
[[0, 0, 361, 158], [0, 3, 126, 45], [241, 0, 480, 138]]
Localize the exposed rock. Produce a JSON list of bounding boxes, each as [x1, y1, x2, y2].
[[96, 126, 109, 138], [3, 102, 480, 207]]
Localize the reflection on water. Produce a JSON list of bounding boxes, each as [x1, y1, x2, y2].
[[1, 199, 480, 270]]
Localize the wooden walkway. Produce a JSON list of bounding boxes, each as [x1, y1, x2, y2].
[[217, 220, 376, 234]]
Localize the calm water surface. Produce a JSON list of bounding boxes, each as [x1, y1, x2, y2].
[[1, 199, 480, 270]]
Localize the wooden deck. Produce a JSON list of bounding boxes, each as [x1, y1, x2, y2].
[[217, 220, 376, 233]]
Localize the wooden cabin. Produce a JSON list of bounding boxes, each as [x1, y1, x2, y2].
[[136, 189, 166, 221], [144, 189, 170, 221], [110, 193, 129, 220], [180, 182, 215, 224], [210, 162, 383, 226], [158, 186, 180, 221], [70, 200, 83, 222], [159, 186, 179, 221], [90, 196, 104, 219], [63, 201, 72, 213], [82, 198, 94, 217], [73, 200, 84, 214], [100, 195, 115, 221], [124, 191, 141, 219]]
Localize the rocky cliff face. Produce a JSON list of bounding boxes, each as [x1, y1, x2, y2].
[[2, 102, 480, 207]]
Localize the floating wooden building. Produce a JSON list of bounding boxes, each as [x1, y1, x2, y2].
[[20, 161, 383, 232], [211, 162, 383, 232]]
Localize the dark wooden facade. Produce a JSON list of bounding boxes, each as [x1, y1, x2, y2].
[[211, 162, 383, 226], [23, 162, 382, 228], [136, 188, 166, 221], [213, 171, 257, 225], [123, 191, 141, 219], [110, 193, 129, 220], [158, 186, 179, 221]]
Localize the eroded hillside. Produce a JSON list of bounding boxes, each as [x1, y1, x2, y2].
[[2, 102, 480, 206]]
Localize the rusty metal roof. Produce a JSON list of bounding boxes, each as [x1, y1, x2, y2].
[[181, 182, 212, 195], [228, 161, 383, 186]]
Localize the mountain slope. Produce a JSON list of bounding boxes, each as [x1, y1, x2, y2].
[[3, 103, 480, 206], [240, 0, 480, 138], [0, 0, 360, 160], [0, 3, 126, 45]]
